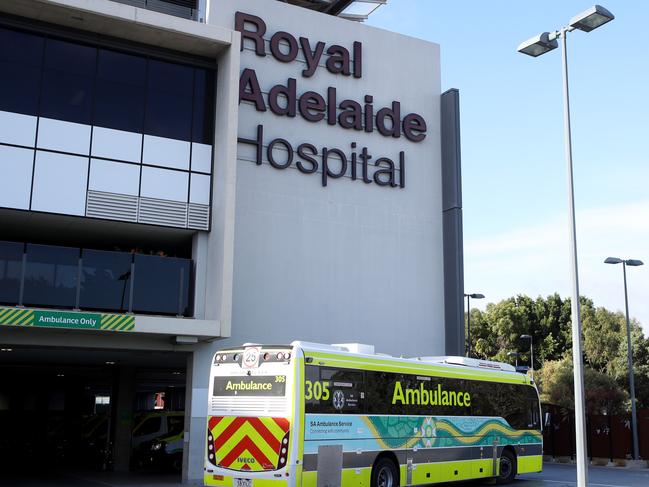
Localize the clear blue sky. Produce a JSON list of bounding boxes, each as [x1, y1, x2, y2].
[[368, 1, 649, 331]]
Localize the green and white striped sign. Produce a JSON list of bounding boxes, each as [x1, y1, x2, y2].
[[0, 307, 135, 332]]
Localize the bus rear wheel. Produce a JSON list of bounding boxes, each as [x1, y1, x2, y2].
[[496, 448, 517, 484], [371, 457, 399, 487]]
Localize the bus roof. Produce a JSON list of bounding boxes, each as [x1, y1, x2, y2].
[[291, 341, 533, 386]]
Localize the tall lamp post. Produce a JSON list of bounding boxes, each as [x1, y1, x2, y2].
[[464, 293, 484, 357], [518, 6, 615, 486], [507, 351, 520, 368], [604, 256, 643, 461], [521, 334, 534, 379]]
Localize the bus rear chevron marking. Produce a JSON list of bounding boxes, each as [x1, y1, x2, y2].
[[207, 416, 290, 472]]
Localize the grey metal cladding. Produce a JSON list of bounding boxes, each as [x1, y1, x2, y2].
[[441, 88, 465, 356], [316, 444, 343, 487]]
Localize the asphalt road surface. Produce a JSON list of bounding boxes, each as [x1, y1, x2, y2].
[[1, 464, 648, 486], [517, 463, 649, 487]]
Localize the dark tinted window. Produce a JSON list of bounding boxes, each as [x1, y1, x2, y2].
[[0, 27, 44, 115], [192, 68, 215, 144], [40, 38, 96, 124], [23, 244, 78, 308], [305, 366, 364, 414], [132, 254, 191, 316], [79, 249, 132, 311], [305, 365, 541, 431], [145, 60, 193, 140], [134, 416, 161, 437], [94, 49, 146, 133], [0, 241, 24, 305]]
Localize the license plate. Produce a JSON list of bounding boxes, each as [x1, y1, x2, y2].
[[234, 479, 252, 487]]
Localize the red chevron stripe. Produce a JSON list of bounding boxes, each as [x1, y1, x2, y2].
[[248, 417, 281, 451], [208, 416, 222, 431], [219, 435, 273, 469], [213, 417, 246, 451], [272, 417, 290, 431]]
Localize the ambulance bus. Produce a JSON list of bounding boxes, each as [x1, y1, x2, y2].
[[204, 341, 542, 487]]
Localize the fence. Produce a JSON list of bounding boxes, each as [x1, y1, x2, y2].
[[543, 404, 649, 461]]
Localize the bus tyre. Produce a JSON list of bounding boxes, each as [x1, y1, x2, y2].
[[496, 449, 517, 484], [371, 457, 399, 487]]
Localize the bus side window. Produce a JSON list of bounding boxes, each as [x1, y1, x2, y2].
[[305, 365, 364, 414]]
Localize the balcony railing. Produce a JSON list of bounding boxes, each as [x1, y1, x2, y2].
[[0, 241, 192, 317]]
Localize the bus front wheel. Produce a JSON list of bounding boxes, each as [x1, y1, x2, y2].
[[496, 448, 517, 484], [371, 457, 400, 487]]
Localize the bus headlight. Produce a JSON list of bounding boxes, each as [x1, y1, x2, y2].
[[151, 441, 165, 451]]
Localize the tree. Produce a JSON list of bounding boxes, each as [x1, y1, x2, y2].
[[537, 358, 627, 415]]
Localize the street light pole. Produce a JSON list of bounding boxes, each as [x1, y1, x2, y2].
[[605, 256, 643, 461], [464, 293, 484, 357], [521, 334, 534, 379], [518, 6, 615, 486]]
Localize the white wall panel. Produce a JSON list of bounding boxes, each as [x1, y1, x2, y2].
[[31, 151, 89, 216], [191, 143, 212, 173], [0, 111, 37, 147], [37, 118, 91, 155], [89, 159, 140, 196], [140, 166, 189, 202], [92, 127, 142, 163], [190, 173, 211, 205], [0, 145, 34, 210], [143, 134, 190, 170]]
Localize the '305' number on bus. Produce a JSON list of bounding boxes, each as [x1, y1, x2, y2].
[[304, 380, 330, 401]]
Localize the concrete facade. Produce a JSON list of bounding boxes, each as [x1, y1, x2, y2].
[[0, 0, 463, 484]]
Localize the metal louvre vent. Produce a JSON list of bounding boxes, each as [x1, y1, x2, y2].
[[188, 203, 210, 230], [138, 197, 188, 228], [210, 397, 288, 416], [86, 191, 138, 222]]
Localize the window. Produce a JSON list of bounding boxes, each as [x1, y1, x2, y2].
[[145, 60, 193, 141], [40, 38, 96, 124], [305, 366, 364, 414], [22, 243, 79, 308], [0, 241, 24, 305], [134, 416, 162, 437], [94, 49, 146, 133], [80, 249, 133, 312], [192, 68, 215, 144], [0, 27, 44, 116], [0, 26, 215, 143], [132, 254, 191, 316]]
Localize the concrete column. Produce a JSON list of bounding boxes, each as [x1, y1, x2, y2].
[[183, 341, 219, 484], [112, 365, 136, 472]]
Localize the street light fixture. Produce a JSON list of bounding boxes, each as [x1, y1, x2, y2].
[[464, 293, 484, 357], [604, 256, 643, 461], [507, 351, 520, 368], [521, 334, 534, 379], [518, 6, 614, 486]]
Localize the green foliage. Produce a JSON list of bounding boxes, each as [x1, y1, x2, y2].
[[536, 358, 627, 415], [466, 293, 649, 411]]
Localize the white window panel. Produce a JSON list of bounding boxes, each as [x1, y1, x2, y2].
[[142, 134, 190, 170], [0, 110, 37, 147], [37, 117, 91, 155], [0, 145, 34, 210], [140, 166, 189, 202], [92, 126, 142, 163], [89, 159, 140, 196], [191, 143, 212, 173], [31, 151, 89, 216], [190, 173, 211, 205]]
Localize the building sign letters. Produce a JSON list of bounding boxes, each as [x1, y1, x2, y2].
[[235, 12, 428, 188]]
